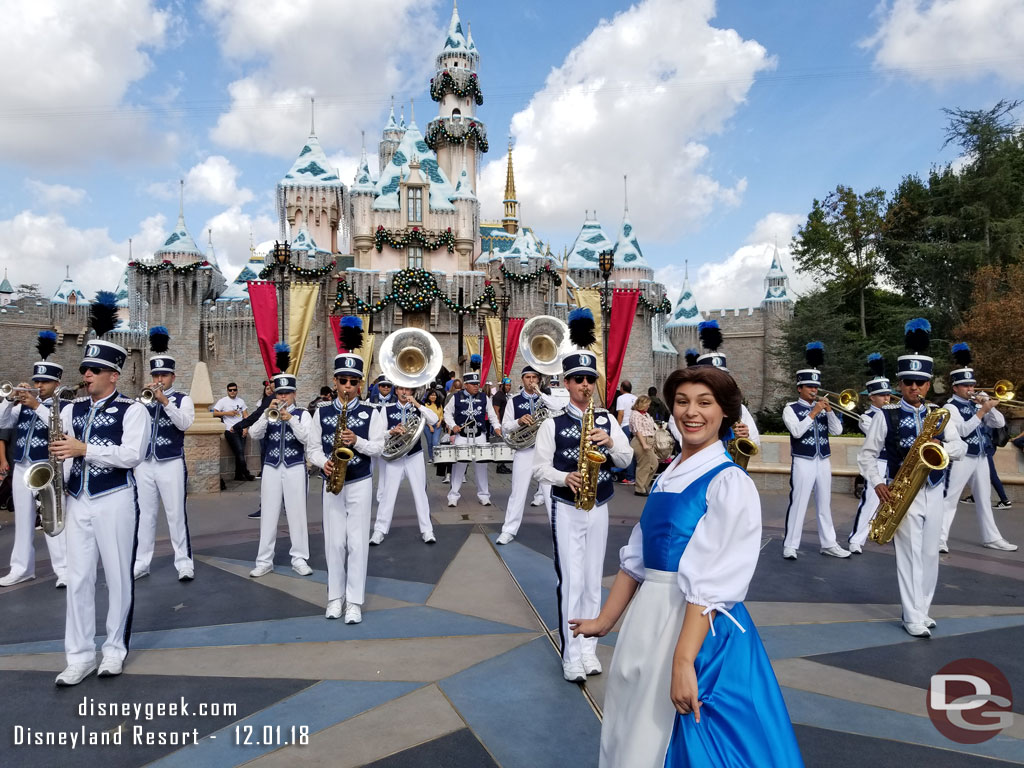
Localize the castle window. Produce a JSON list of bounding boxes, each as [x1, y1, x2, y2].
[[407, 186, 423, 223], [408, 247, 423, 270], [452, 108, 461, 119]]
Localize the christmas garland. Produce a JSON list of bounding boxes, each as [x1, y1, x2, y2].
[[599, 290, 672, 315], [257, 260, 337, 280], [430, 70, 484, 105], [374, 225, 456, 253], [424, 119, 489, 153], [500, 262, 562, 287], [128, 260, 212, 275], [333, 268, 498, 315]]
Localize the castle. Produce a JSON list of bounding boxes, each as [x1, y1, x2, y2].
[[0, 2, 792, 412]]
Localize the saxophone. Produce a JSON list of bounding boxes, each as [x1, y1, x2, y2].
[[325, 397, 355, 495], [869, 406, 950, 545], [24, 387, 69, 537], [727, 422, 759, 471], [574, 400, 607, 511]]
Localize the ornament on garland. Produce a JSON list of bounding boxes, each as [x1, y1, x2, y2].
[[429, 70, 484, 105], [257, 260, 337, 280], [128, 260, 212, 275], [600, 290, 671, 315], [423, 119, 489, 153], [499, 262, 562, 287], [333, 268, 498, 316], [374, 225, 456, 253]]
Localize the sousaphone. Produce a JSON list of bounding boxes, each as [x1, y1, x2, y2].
[[379, 328, 443, 459]]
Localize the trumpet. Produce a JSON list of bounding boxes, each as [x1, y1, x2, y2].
[[266, 399, 281, 423], [1, 381, 40, 401], [139, 383, 163, 404], [817, 388, 862, 420]]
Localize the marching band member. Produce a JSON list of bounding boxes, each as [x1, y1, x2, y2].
[[371, 385, 439, 545], [686, 321, 761, 448], [533, 308, 632, 682], [133, 327, 196, 581], [781, 342, 849, 560], [858, 319, 965, 637], [496, 364, 558, 544], [0, 331, 68, 587], [939, 343, 1016, 552], [368, 374, 396, 504], [248, 345, 314, 579], [307, 317, 386, 624], [51, 292, 150, 685], [444, 354, 492, 508], [847, 353, 894, 554]]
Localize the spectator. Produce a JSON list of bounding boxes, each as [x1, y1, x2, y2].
[[629, 395, 658, 495], [615, 380, 638, 485], [213, 382, 253, 481], [307, 385, 333, 413], [445, 371, 457, 392], [423, 389, 445, 462], [982, 423, 1013, 509], [647, 385, 670, 423], [445, 379, 463, 406], [0, 423, 10, 513], [492, 378, 514, 474]]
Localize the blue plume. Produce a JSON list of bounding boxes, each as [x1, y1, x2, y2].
[[36, 330, 56, 360], [148, 325, 170, 353], [697, 319, 720, 331], [89, 290, 119, 338], [39, 330, 57, 340], [866, 352, 885, 377], [568, 306, 596, 348], [698, 319, 722, 352], [806, 341, 824, 350], [867, 352, 882, 361], [340, 316, 363, 329], [805, 341, 824, 367], [905, 318, 931, 333], [568, 307, 593, 324], [684, 348, 700, 367], [274, 342, 290, 353], [338, 315, 363, 352], [904, 317, 931, 353], [951, 341, 972, 367], [470, 353, 481, 371], [274, 342, 291, 374]]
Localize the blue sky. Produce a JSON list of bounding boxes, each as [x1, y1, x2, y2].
[[0, 0, 1020, 310]]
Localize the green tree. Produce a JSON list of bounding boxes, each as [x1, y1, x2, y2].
[[791, 185, 887, 338]]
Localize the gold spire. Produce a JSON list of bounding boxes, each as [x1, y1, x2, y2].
[[502, 139, 518, 234]]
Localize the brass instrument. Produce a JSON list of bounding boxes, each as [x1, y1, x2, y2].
[[818, 388, 862, 420], [869, 407, 950, 545], [518, 315, 571, 375], [24, 386, 70, 537], [727, 423, 759, 471], [574, 401, 607, 511], [325, 397, 354, 495], [266, 399, 281, 423], [379, 328, 442, 460], [139, 383, 163, 405], [502, 403, 553, 450], [1, 381, 40, 401], [976, 380, 1024, 408]]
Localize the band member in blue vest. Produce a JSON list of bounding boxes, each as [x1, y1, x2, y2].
[[781, 342, 849, 560], [533, 308, 633, 682], [859, 319, 966, 637], [444, 354, 492, 508], [368, 374, 396, 504], [848, 353, 895, 554], [0, 331, 69, 587], [939, 343, 1016, 552], [496, 364, 560, 544], [50, 296, 151, 685], [307, 320, 386, 623], [249, 345, 314, 578], [133, 327, 196, 582]]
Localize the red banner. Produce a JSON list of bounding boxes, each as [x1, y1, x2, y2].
[[504, 317, 525, 378], [328, 315, 342, 353], [247, 281, 279, 379], [481, 336, 493, 385], [606, 289, 639, 405]]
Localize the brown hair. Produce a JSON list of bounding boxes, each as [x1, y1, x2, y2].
[[663, 367, 742, 439]]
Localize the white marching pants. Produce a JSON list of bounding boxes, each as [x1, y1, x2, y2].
[[5, 462, 67, 581], [502, 447, 551, 537], [64, 486, 138, 665], [551, 498, 608, 663], [894, 483, 944, 627], [134, 458, 192, 573], [849, 459, 887, 549], [322, 477, 372, 605], [941, 455, 1003, 546], [371, 455, 383, 504], [375, 451, 433, 536], [783, 456, 839, 550], [448, 434, 490, 505], [255, 463, 309, 568]]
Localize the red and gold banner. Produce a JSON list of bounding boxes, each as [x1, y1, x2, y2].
[[607, 289, 640, 405], [247, 281, 279, 379], [503, 317, 525, 378], [286, 283, 320, 374]]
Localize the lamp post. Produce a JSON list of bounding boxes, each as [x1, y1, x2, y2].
[[598, 248, 615, 405], [272, 240, 292, 343], [498, 291, 512, 382]]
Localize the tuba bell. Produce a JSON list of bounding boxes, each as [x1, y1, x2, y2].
[[379, 329, 443, 460], [518, 315, 572, 376]]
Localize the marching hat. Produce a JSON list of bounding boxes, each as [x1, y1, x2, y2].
[[897, 318, 933, 382], [81, 290, 125, 373], [864, 352, 891, 395], [463, 354, 482, 385], [148, 326, 175, 374], [334, 353, 364, 378], [796, 341, 824, 387], [272, 373, 297, 394], [564, 307, 599, 378], [32, 330, 63, 382], [697, 320, 728, 370], [562, 351, 599, 378], [521, 364, 539, 377], [272, 343, 296, 393], [950, 342, 976, 386]]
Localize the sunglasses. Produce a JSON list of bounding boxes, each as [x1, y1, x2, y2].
[[227, 388, 238, 392], [570, 375, 597, 385], [336, 377, 361, 386], [80, 367, 106, 375]]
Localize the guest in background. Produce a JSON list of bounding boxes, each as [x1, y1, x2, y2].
[[629, 395, 658, 496], [647, 385, 670, 423], [213, 383, 253, 481], [423, 389, 445, 463]]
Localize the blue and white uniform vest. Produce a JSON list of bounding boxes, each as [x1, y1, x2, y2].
[[550, 407, 615, 507], [12, 399, 54, 464], [370, 392, 395, 409], [263, 408, 306, 469], [863, 407, 889, 462], [144, 391, 186, 461], [316, 399, 373, 483], [384, 402, 424, 457], [453, 391, 487, 437], [66, 392, 137, 499], [883, 402, 947, 488], [511, 391, 542, 423], [787, 400, 831, 459], [948, 395, 983, 457]]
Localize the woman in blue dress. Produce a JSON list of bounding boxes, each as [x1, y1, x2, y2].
[[571, 366, 803, 767]]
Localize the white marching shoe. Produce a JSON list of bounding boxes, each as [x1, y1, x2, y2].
[[325, 599, 343, 620], [848, 543, 863, 554], [249, 563, 273, 578], [984, 539, 1018, 552], [0, 572, 35, 587], [97, 657, 123, 678], [582, 653, 602, 676], [422, 532, 437, 544], [562, 659, 586, 683], [782, 547, 798, 560], [820, 545, 851, 558], [55, 661, 97, 686], [496, 532, 514, 545], [292, 560, 313, 576], [344, 603, 362, 624], [369, 531, 385, 545]]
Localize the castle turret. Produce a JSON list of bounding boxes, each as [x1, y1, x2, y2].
[[665, 261, 702, 362], [762, 244, 792, 313], [153, 182, 204, 266], [351, 136, 377, 266], [611, 180, 653, 286], [0, 268, 13, 306], [452, 156, 479, 261], [566, 212, 614, 282], [502, 141, 519, 234], [378, 99, 404, 174]]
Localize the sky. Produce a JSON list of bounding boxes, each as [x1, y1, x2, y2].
[[0, 0, 1022, 313]]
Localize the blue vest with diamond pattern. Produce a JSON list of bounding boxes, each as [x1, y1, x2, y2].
[[384, 402, 424, 456], [550, 408, 615, 507], [787, 400, 831, 459], [143, 391, 187, 461], [12, 400, 53, 464], [862, 408, 888, 462], [316, 399, 373, 483], [948, 396, 982, 457], [453, 391, 487, 437], [511, 391, 542, 422], [263, 408, 306, 468], [883, 403, 947, 488], [66, 392, 137, 499]]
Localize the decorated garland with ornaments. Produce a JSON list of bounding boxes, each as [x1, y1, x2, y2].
[[257, 260, 337, 280], [430, 70, 484, 105], [374, 225, 456, 253], [423, 120, 489, 153], [599, 289, 672, 315], [129, 260, 212, 275], [333, 268, 498, 316], [499, 262, 562, 287]]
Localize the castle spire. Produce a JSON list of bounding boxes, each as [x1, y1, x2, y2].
[[178, 179, 184, 221], [502, 139, 519, 234], [623, 174, 629, 214], [309, 96, 316, 136]]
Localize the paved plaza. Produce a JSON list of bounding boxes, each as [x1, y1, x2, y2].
[[0, 468, 1022, 767]]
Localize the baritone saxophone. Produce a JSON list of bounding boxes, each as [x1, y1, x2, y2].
[[574, 401, 607, 511], [326, 397, 354, 495]]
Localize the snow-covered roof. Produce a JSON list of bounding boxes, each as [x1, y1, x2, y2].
[[652, 317, 678, 354], [351, 146, 375, 195], [451, 158, 476, 201], [0, 273, 12, 293], [52, 273, 89, 304], [217, 242, 268, 302], [612, 212, 650, 269], [113, 269, 130, 308], [154, 213, 204, 260], [567, 215, 614, 269], [443, 2, 468, 52], [290, 227, 331, 258], [665, 269, 702, 329], [763, 247, 792, 303], [372, 121, 456, 212], [280, 133, 343, 188]]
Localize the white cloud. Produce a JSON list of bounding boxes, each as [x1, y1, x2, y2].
[[864, 0, 1024, 83], [478, 0, 774, 240], [202, 0, 443, 157], [25, 180, 89, 208], [0, 0, 176, 165], [148, 156, 255, 207], [202, 207, 278, 279]]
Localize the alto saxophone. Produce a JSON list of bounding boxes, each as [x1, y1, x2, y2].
[[727, 422, 759, 471], [869, 406, 950, 545], [326, 397, 355, 495], [574, 400, 607, 511], [24, 387, 69, 537]]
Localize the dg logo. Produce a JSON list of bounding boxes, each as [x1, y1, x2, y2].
[[909, 360, 923, 371], [153, 358, 164, 368], [713, 355, 724, 366], [35, 365, 45, 376], [86, 344, 100, 358], [811, 373, 819, 382], [345, 358, 356, 368], [579, 354, 591, 366]]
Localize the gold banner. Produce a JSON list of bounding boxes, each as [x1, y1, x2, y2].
[[287, 283, 320, 375], [356, 314, 375, 377], [486, 316, 503, 383], [574, 289, 607, 407]]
